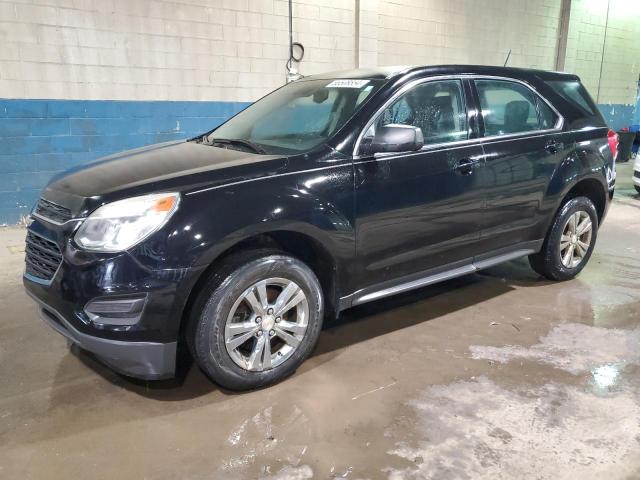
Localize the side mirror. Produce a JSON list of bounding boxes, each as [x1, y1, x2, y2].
[[369, 124, 424, 154]]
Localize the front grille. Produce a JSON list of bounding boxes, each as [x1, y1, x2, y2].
[[34, 198, 72, 224], [25, 231, 62, 281], [634, 170, 640, 179]]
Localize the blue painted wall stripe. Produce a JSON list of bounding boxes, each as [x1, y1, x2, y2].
[[0, 99, 249, 224], [597, 103, 636, 131], [0, 97, 637, 224]]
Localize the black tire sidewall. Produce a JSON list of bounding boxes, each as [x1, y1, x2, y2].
[[544, 197, 598, 280], [193, 254, 323, 390]]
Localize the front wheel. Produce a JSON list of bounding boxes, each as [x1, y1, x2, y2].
[[529, 196, 598, 281], [635, 185, 640, 195], [188, 250, 323, 390]]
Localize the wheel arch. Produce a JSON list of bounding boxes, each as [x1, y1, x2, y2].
[[561, 177, 607, 223], [178, 228, 341, 347], [535, 175, 607, 251]]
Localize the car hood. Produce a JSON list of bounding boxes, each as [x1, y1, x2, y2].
[[42, 140, 287, 216]]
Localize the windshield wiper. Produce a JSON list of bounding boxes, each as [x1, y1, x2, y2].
[[204, 137, 266, 154]]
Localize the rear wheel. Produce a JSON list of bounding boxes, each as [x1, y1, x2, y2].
[[188, 250, 323, 390], [635, 185, 640, 195], [529, 196, 598, 281]]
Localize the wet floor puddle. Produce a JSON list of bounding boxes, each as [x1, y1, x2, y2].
[[385, 323, 640, 479], [220, 323, 640, 479]]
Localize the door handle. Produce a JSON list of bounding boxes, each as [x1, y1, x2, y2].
[[545, 140, 562, 154], [453, 158, 475, 175]]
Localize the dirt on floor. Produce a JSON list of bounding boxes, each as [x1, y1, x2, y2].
[[1, 162, 639, 480]]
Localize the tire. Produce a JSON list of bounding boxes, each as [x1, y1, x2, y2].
[[529, 196, 598, 281], [635, 185, 640, 195], [188, 249, 323, 390]]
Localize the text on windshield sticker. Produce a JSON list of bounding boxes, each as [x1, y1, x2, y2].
[[326, 79, 370, 88]]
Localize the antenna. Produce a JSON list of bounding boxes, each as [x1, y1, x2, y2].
[[503, 49, 512, 67]]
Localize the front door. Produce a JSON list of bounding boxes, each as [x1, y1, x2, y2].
[[354, 78, 486, 290]]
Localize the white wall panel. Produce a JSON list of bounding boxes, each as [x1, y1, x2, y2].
[[0, 0, 638, 105]]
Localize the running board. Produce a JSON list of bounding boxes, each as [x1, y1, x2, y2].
[[353, 264, 475, 306], [340, 241, 542, 310]]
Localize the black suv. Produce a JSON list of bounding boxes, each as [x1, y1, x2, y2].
[[24, 65, 616, 390]]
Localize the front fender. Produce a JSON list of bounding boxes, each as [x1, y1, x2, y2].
[[169, 161, 355, 277]]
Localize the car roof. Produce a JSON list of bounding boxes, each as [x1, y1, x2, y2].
[[303, 66, 414, 80], [303, 64, 580, 82]]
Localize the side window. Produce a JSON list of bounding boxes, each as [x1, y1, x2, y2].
[[475, 80, 558, 136], [536, 97, 557, 129], [547, 80, 596, 116], [361, 79, 468, 151]]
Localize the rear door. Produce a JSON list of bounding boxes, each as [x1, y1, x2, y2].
[[472, 78, 572, 251], [353, 78, 486, 290]]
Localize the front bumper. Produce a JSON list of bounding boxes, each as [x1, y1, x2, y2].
[[22, 214, 207, 380], [27, 290, 177, 379]]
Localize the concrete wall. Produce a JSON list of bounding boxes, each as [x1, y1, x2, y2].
[[564, 0, 640, 130], [0, 0, 356, 223], [0, 99, 248, 223], [0, 0, 355, 102], [0, 0, 639, 223], [360, 0, 639, 130], [369, 0, 563, 70]]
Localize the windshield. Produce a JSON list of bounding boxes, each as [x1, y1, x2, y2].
[[206, 78, 382, 154]]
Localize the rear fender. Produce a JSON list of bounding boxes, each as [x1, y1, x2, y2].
[[540, 136, 609, 238]]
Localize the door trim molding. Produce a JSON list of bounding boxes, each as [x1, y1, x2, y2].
[[339, 240, 543, 310]]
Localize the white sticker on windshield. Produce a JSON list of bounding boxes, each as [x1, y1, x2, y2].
[[326, 79, 370, 88]]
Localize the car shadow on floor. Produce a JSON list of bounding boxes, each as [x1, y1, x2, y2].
[[68, 258, 550, 401], [311, 258, 548, 360]]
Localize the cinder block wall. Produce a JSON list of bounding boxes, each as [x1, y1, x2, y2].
[[0, 0, 356, 223], [564, 0, 640, 129], [0, 0, 355, 101], [0, 0, 638, 223], [0, 99, 248, 223], [362, 0, 639, 131], [368, 0, 562, 69]]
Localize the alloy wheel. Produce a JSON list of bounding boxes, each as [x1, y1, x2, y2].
[[224, 277, 309, 372], [559, 210, 592, 268]]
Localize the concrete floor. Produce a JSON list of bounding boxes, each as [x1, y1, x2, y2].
[[1, 162, 639, 480]]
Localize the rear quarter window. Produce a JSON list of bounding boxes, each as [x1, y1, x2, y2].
[[546, 80, 602, 121]]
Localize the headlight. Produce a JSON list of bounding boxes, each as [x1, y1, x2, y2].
[[74, 193, 180, 252]]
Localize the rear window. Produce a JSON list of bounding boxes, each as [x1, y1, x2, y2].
[[547, 80, 598, 117]]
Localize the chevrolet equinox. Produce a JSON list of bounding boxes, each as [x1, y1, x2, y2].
[[24, 65, 617, 390]]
